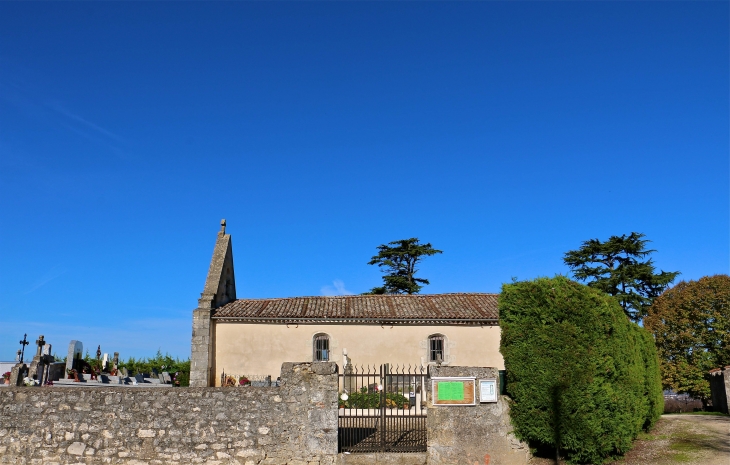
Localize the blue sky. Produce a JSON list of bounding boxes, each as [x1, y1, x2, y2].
[[0, 2, 727, 361]]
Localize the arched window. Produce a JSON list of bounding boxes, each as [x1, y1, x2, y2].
[[428, 334, 445, 363], [313, 333, 330, 361]]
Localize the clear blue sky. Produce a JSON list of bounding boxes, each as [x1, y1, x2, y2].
[[1, 2, 727, 361]]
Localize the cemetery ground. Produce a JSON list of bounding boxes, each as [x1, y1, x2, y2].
[[528, 413, 730, 465]]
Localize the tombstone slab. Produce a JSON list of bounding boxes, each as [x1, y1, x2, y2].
[[48, 363, 66, 382], [66, 341, 83, 373], [9, 364, 27, 386]]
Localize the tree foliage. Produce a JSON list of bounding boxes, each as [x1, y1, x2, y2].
[[499, 276, 663, 464], [364, 238, 442, 295], [117, 350, 191, 386], [644, 275, 730, 401], [564, 232, 679, 322]]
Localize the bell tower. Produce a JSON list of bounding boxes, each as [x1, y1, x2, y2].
[[190, 219, 236, 387]]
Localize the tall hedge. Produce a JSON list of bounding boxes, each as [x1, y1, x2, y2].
[[499, 276, 663, 464]]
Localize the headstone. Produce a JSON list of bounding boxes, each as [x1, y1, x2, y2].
[[121, 367, 128, 377], [42, 344, 52, 356], [9, 364, 27, 386], [38, 351, 55, 386], [48, 363, 66, 382], [28, 335, 46, 381], [160, 372, 172, 384], [102, 353, 109, 372], [134, 374, 145, 384], [66, 341, 83, 373]]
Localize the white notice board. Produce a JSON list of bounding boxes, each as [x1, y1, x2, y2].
[[479, 379, 498, 403]]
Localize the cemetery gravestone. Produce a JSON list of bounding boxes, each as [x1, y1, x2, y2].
[[66, 340, 83, 373], [48, 363, 66, 382], [28, 335, 46, 380]]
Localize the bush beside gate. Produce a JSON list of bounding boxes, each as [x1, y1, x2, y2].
[[499, 276, 663, 464]]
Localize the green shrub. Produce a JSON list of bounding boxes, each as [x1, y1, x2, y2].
[[499, 276, 663, 464], [118, 351, 190, 386], [339, 387, 409, 409], [636, 327, 664, 427]]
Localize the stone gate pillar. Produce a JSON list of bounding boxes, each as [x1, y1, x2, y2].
[[427, 366, 529, 465]]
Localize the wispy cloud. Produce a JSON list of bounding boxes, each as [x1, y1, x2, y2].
[[50, 103, 123, 142], [0, 58, 126, 152], [23, 266, 67, 295], [320, 280, 355, 296]]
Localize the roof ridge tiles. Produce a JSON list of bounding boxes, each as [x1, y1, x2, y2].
[[227, 292, 496, 302], [213, 292, 499, 322]]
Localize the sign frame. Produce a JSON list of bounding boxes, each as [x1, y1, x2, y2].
[[478, 378, 498, 403], [431, 377, 476, 406]]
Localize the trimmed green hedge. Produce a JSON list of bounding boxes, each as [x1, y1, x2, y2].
[[499, 276, 663, 464]]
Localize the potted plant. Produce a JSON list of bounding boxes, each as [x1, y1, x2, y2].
[[2, 372, 10, 384]]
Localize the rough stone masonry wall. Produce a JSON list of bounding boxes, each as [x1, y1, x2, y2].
[[427, 366, 528, 465], [0, 362, 338, 465]]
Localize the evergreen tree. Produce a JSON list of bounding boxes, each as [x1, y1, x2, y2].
[[364, 238, 442, 294], [564, 232, 679, 322]]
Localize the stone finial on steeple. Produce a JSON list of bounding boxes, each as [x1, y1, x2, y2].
[[219, 219, 226, 236]]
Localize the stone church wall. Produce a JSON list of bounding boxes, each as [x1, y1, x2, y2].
[[0, 362, 338, 465]]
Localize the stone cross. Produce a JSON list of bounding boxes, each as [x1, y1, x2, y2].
[[35, 335, 45, 358]]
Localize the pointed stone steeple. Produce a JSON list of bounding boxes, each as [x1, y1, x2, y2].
[[190, 219, 236, 387], [200, 219, 236, 309]]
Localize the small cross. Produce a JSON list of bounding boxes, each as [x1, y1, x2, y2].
[[18, 334, 29, 363]]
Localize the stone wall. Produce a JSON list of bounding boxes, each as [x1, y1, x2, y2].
[[0, 362, 338, 465], [427, 366, 528, 465]]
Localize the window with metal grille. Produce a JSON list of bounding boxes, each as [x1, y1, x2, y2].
[[313, 334, 330, 361], [429, 334, 445, 363]]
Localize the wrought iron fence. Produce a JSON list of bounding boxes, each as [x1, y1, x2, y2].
[[338, 363, 427, 453]]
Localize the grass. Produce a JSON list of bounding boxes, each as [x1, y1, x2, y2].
[[670, 452, 691, 463], [667, 411, 729, 416], [669, 439, 704, 452]]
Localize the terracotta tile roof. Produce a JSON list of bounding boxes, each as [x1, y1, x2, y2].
[[212, 293, 498, 325]]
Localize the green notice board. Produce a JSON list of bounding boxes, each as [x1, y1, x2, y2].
[[437, 382, 464, 401], [432, 377, 476, 406]]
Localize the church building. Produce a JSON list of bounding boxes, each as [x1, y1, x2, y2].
[[190, 221, 503, 387]]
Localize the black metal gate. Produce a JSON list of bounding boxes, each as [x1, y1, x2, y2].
[[338, 363, 427, 453]]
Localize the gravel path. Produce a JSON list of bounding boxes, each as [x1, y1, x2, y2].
[[528, 413, 730, 465]]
